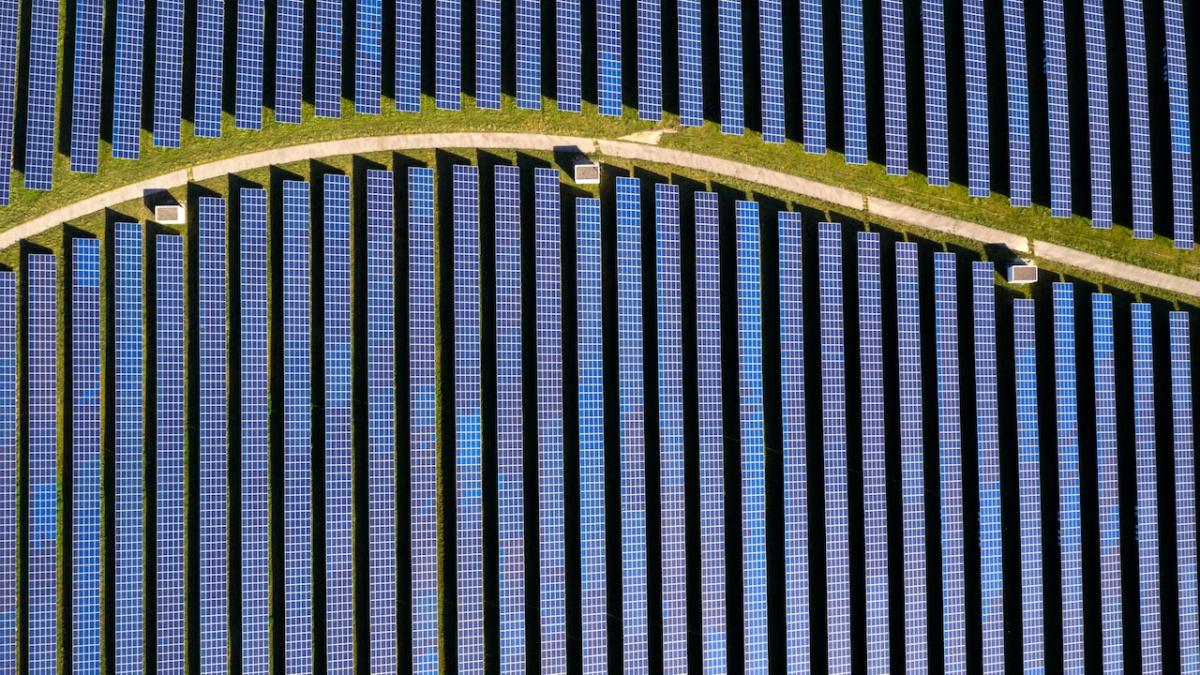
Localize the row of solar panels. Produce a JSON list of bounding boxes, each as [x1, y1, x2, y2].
[[0, 164, 1195, 673], [0, 0, 1194, 242]]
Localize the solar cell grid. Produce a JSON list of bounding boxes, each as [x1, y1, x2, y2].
[[555, 0, 582, 112], [71, 0, 103, 171], [436, 0, 462, 110], [800, 0, 825, 153], [973, 262, 1004, 672], [316, 0, 343, 117], [1043, 0, 1071, 217], [1171, 313, 1198, 669], [23, 0, 60, 188], [923, 0, 948, 185], [275, 0, 303, 123], [475, 0, 501, 109], [235, 0, 265, 128], [26, 255, 56, 672], [881, 0, 907, 175], [0, 271, 13, 673], [356, 0, 383, 113], [677, 0, 702, 126], [636, 0, 663, 120], [155, 236, 185, 674], [934, 252, 965, 672], [717, 0, 744, 134], [1002, 0, 1031, 207], [841, 0, 866, 164], [897, 243, 927, 671], [597, 0, 622, 116], [1014, 299, 1043, 671], [1081, 0, 1112, 228], [0, 0, 18, 203], [1053, 284, 1084, 671], [516, 0, 540, 108], [396, 0, 422, 111], [1092, 293, 1123, 671], [113, 0, 146, 158], [1132, 303, 1160, 670], [1124, 0, 1153, 238], [115, 223, 144, 675], [153, 0, 184, 145], [72, 239, 101, 673], [962, 0, 989, 197], [759, 0, 784, 142], [1163, 0, 1192, 249], [194, 0, 224, 137]]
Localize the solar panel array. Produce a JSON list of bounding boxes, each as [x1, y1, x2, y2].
[[934, 252, 965, 671], [1043, 0, 1071, 218], [923, 0, 948, 186], [72, 239, 101, 673], [0, 0, 18, 203], [395, 0, 422, 112], [973, 262, 1004, 672], [637, 0, 663, 121], [597, 0, 622, 116], [235, 0, 265, 128], [275, 0, 303, 123], [115, 222, 144, 675], [316, 0, 343, 117], [1124, 0, 1154, 239], [841, 0, 866, 164], [1082, 0, 1112, 228], [356, 0, 382, 114], [1093, 292, 1123, 671], [475, 0, 501, 110], [71, 0, 103, 171], [677, 0, 703, 127], [897, 243, 927, 671], [717, 0, 744, 134], [153, 0, 184, 145], [962, 0, 989, 197], [0, 271, 12, 673], [1013, 298, 1043, 671], [800, 0, 825, 154], [23, 0, 59, 189], [27, 255, 56, 672], [555, 0, 582, 113], [758, 0, 784, 143], [194, 0, 224, 137], [1163, 0, 1193, 249], [1133, 303, 1161, 670], [436, 0, 462, 110], [880, 0, 907, 176], [516, 0, 540, 109], [155, 235, 185, 673], [1053, 283, 1084, 671], [1002, 0, 1031, 207], [1172, 313, 1198, 668]]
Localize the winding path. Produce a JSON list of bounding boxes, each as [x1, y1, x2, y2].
[[3, 132, 1197, 298]]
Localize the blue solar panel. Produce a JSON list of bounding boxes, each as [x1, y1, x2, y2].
[[516, 0, 540, 109], [316, 0, 343, 117], [1132, 303, 1161, 670], [71, 0, 103, 171], [758, 0, 784, 143], [780, 212, 810, 674], [112, 0, 146, 158], [880, 0, 907, 175], [198, 197, 228, 673], [841, 0, 866, 164], [281, 181, 313, 673], [235, 0, 264, 128], [453, 165, 483, 673], [1043, 0, 1071, 217], [677, 0, 702, 126], [533, 168, 566, 672], [494, 165, 526, 671], [1092, 293, 1123, 671], [637, 0, 662, 121], [717, 0, 743, 134], [861, 233, 891, 671], [115, 223, 144, 675], [0, 271, 13, 672], [896, 243, 927, 671], [1164, 0, 1192, 249], [365, 170, 396, 670], [973, 262, 1004, 672], [616, 177, 649, 671], [155, 235, 185, 673], [26, 255, 56, 671], [1053, 284, 1083, 671], [1172, 313, 1198, 669], [818, 222, 851, 671], [923, 0, 948, 185], [1081, 0, 1112, 228], [1013, 299, 1043, 671], [153, 0, 184, 145], [0, 0, 18, 203], [475, 0, 501, 109], [275, 0, 303, 123], [72, 239, 101, 673], [240, 189, 269, 673], [436, 0, 461, 110], [409, 168, 438, 674], [657, 184, 686, 673], [356, 0, 382, 113], [962, 0, 989, 196], [1124, 0, 1153, 238], [395, 0, 421, 111], [194, 0, 223, 137], [1002, 0, 1031, 207], [800, 0, 825, 153], [597, 0, 621, 116], [576, 197, 608, 674], [23, 0, 59, 189], [555, 0, 581, 112], [934, 252, 965, 671]]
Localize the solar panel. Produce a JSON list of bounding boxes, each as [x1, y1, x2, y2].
[[26, 255, 56, 671], [494, 165, 526, 671], [616, 177, 649, 671], [153, 0, 184, 145], [533, 168, 565, 672], [453, 165, 483, 672], [962, 0, 989, 196], [0, 271, 13, 672], [316, 0, 343, 116], [576, 197, 608, 674], [113, 0, 146, 157], [23, 0, 59, 189], [356, 0, 382, 113], [597, 0, 622, 116], [1002, 0, 1031, 207], [395, 0, 421, 111], [1132, 303, 1160, 670], [818, 222, 851, 671], [861, 233, 891, 670], [194, 0, 223, 137], [115, 223, 145, 675], [235, 0, 265, 128], [657, 184, 686, 673], [1043, 0, 1071, 217], [677, 0, 702, 126], [923, 0, 948, 185], [934, 252, 965, 670], [475, 0, 501, 109], [759, 0, 784, 142], [636, 0, 662, 121], [240, 189, 270, 673], [516, 0, 540, 109], [1124, 0, 1153, 238], [71, 0, 103, 171], [880, 0, 907, 175], [1172, 312, 1198, 668], [780, 212, 810, 674], [555, 0, 581, 112], [0, 0, 18, 203], [1092, 293, 1123, 671], [409, 168, 438, 674], [72, 239, 101, 673], [198, 197, 228, 673], [436, 0, 462, 110], [366, 170, 397, 670], [800, 0, 825, 153], [155, 235, 185, 673], [841, 0, 866, 164], [896, 243, 927, 671], [282, 181, 313, 673], [1163, 0, 1192, 249], [973, 262, 1004, 672], [1053, 283, 1083, 671], [717, 0, 743, 134], [1013, 298, 1042, 671], [1079, 0, 1112, 227], [275, 0, 303, 123]]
